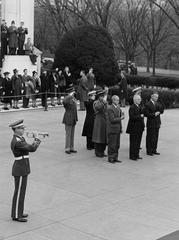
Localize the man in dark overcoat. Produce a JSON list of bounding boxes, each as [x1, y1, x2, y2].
[[17, 21, 28, 55], [144, 91, 164, 156], [21, 69, 32, 108], [11, 69, 22, 109], [126, 94, 145, 160], [9, 119, 41, 222], [92, 90, 107, 158], [86, 68, 96, 91], [1, 19, 8, 58], [48, 70, 57, 106], [82, 90, 96, 150], [62, 85, 78, 154], [40, 70, 50, 108], [8, 21, 18, 55], [78, 70, 88, 110], [107, 95, 124, 163]]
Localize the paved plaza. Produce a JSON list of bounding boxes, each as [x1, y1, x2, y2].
[[0, 106, 179, 240]]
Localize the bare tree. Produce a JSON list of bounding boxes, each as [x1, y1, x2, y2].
[[36, 0, 73, 37], [151, 0, 179, 29], [112, 0, 147, 72], [139, 1, 172, 75], [62, 0, 116, 29]]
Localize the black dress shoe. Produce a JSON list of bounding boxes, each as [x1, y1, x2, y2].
[[147, 153, 153, 156], [153, 152, 160, 155], [130, 157, 138, 161], [108, 159, 115, 163], [137, 156, 143, 159], [65, 150, 71, 154], [96, 154, 103, 158], [115, 159, 122, 163], [87, 147, 93, 150], [102, 153, 107, 157], [12, 218, 28, 222], [70, 150, 77, 153], [22, 213, 28, 218]]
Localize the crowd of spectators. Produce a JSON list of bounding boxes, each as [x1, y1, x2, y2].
[[1, 19, 37, 64], [0, 66, 98, 111]]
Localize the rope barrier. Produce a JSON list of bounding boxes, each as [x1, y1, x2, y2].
[[0, 91, 68, 99]]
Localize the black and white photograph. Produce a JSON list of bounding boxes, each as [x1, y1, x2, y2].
[[0, 0, 179, 239]]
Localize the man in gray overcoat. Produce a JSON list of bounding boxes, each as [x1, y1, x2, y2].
[[92, 90, 107, 158]]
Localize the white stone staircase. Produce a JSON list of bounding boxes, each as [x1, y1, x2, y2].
[[2, 55, 37, 76]]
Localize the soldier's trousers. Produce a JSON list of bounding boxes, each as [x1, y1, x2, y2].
[[65, 125, 75, 150], [11, 176, 27, 219]]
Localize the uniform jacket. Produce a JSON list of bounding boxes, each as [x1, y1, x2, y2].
[[107, 104, 123, 134], [144, 100, 164, 129], [92, 99, 107, 144], [126, 104, 145, 134], [82, 99, 95, 137], [11, 134, 41, 176], [62, 95, 78, 126]]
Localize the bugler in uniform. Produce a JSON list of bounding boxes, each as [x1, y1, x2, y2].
[[9, 119, 41, 222]]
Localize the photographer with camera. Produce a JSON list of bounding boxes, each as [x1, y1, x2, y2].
[[9, 119, 41, 222]]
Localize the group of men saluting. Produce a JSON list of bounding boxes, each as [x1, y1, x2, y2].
[[62, 85, 164, 163], [8, 85, 164, 223]]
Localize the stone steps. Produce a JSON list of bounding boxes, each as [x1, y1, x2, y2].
[[2, 55, 37, 76]]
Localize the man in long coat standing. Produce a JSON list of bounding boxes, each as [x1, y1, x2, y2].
[[1, 20, 8, 58], [78, 70, 88, 110], [144, 91, 164, 156], [8, 21, 18, 55], [11, 69, 22, 109], [82, 90, 96, 150], [92, 90, 107, 158], [126, 94, 145, 160]]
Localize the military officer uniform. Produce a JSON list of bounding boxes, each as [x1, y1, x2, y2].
[[9, 120, 41, 222], [62, 85, 78, 154]]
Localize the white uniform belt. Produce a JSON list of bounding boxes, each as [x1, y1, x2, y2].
[[15, 155, 29, 160]]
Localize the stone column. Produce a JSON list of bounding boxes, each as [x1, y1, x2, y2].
[[1, 0, 34, 43]]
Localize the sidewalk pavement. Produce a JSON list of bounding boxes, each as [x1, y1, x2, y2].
[[0, 107, 179, 240]]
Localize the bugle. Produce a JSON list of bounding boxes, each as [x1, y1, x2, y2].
[[25, 131, 49, 139]]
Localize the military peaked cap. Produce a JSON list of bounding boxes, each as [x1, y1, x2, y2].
[[9, 119, 25, 129]]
